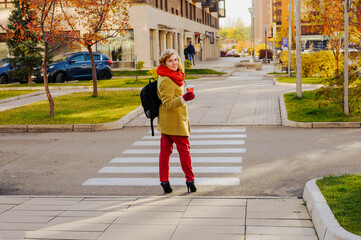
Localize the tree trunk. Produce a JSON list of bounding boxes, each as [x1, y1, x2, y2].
[[27, 72, 33, 86], [87, 45, 98, 97], [42, 50, 55, 117]]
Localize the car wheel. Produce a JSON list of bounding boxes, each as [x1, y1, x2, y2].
[[98, 70, 111, 80], [55, 72, 66, 83], [0, 75, 8, 84]]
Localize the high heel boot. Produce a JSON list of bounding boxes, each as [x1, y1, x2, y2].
[[160, 181, 172, 194], [186, 180, 197, 193]]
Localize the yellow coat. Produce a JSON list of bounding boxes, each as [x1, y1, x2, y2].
[[157, 76, 190, 136]]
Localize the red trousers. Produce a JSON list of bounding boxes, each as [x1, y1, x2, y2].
[[159, 133, 195, 182]]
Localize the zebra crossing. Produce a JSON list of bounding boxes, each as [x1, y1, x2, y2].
[[82, 127, 247, 187]]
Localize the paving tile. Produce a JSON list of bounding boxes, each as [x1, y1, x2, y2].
[[67, 201, 130, 211], [247, 211, 311, 220], [59, 210, 124, 217], [0, 230, 27, 239], [39, 222, 109, 232], [133, 197, 191, 206], [1, 210, 63, 217], [0, 197, 30, 204], [43, 216, 117, 225], [10, 204, 70, 211], [247, 199, 307, 212], [180, 218, 245, 226], [171, 225, 245, 240], [97, 224, 176, 240], [246, 226, 317, 236], [246, 219, 314, 227], [184, 206, 246, 218], [127, 205, 187, 212], [246, 235, 318, 240], [114, 217, 180, 225], [118, 210, 183, 218], [0, 223, 43, 231], [0, 205, 15, 213], [0, 215, 54, 223], [21, 198, 82, 205], [25, 230, 102, 240], [189, 198, 247, 206]]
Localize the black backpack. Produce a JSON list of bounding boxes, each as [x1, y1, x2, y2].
[[140, 78, 162, 136]]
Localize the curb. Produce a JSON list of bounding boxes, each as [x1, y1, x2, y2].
[[0, 106, 144, 133], [303, 179, 361, 240], [279, 94, 361, 128]]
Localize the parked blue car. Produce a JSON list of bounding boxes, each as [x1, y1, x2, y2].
[[47, 52, 113, 83], [0, 58, 20, 84]]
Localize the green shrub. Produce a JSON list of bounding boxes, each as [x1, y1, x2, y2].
[[136, 61, 145, 70], [147, 68, 158, 79], [184, 60, 192, 73]]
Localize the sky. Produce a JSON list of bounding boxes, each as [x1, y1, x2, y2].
[[219, 0, 252, 27]]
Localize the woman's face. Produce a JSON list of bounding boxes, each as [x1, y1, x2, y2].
[[165, 54, 179, 71]]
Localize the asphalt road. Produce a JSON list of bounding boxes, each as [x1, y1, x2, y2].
[[0, 126, 360, 197]]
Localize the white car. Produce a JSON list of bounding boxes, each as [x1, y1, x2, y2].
[[226, 49, 239, 57]]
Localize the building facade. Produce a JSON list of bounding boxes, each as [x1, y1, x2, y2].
[[0, 0, 223, 68], [271, 0, 328, 51], [254, 0, 272, 47]]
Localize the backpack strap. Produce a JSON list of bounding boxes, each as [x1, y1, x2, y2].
[[150, 118, 154, 136]]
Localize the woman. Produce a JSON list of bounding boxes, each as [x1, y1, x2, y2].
[[157, 49, 197, 194]]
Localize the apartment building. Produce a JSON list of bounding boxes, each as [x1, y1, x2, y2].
[[271, 0, 328, 50], [0, 0, 224, 68], [254, 0, 272, 47]]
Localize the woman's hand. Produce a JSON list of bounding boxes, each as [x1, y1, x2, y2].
[[183, 92, 195, 101]]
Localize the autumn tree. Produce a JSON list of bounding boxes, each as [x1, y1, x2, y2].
[[305, 0, 361, 76], [220, 18, 250, 50], [63, 0, 131, 97], [6, 0, 42, 85], [1, 0, 79, 117]]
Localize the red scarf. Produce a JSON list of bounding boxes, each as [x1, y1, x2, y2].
[[157, 65, 185, 86]]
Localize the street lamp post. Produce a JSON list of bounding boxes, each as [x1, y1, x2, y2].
[[344, 0, 351, 116], [248, 6, 255, 62], [288, 0, 292, 77], [264, 25, 268, 64]]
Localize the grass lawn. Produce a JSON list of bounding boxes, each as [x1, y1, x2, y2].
[[317, 175, 361, 236], [284, 91, 361, 122], [0, 90, 39, 100], [277, 76, 326, 84], [0, 76, 199, 88], [0, 90, 141, 125]]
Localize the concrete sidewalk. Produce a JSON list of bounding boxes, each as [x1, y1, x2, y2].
[[0, 195, 317, 240]]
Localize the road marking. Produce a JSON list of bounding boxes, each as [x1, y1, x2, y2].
[[110, 157, 243, 163], [99, 166, 242, 173], [143, 134, 247, 139], [122, 148, 246, 154], [132, 140, 245, 146], [83, 178, 240, 186], [149, 128, 246, 134]]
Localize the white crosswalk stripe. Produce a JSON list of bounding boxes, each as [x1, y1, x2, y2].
[[99, 166, 243, 173], [133, 140, 245, 146], [110, 157, 243, 163], [82, 127, 247, 187]]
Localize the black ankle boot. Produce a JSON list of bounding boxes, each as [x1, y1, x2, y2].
[[186, 180, 197, 193], [160, 181, 172, 194]]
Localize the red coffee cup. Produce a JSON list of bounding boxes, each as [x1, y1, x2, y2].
[[186, 84, 194, 93]]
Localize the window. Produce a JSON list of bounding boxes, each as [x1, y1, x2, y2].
[[0, 0, 13, 8], [96, 29, 134, 62], [165, 0, 168, 11], [189, 3, 192, 20], [180, 0, 183, 16], [160, 0, 163, 10], [71, 54, 85, 62], [156, 0, 158, 8], [185, 1, 188, 18]]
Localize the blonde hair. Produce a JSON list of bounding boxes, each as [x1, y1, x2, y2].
[[159, 49, 184, 72]]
